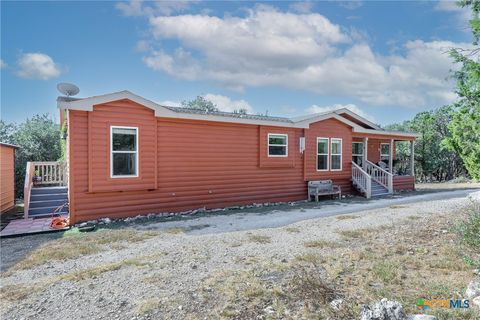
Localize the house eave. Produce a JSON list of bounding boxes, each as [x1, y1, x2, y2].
[[57, 90, 419, 137]]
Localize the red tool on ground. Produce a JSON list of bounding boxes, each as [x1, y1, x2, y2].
[[50, 202, 69, 229]]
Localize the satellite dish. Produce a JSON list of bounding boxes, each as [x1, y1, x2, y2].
[[57, 83, 80, 97]]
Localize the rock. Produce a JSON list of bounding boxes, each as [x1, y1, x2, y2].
[[360, 299, 405, 320], [472, 296, 480, 308], [263, 306, 274, 314], [466, 280, 480, 298], [330, 298, 343, 310], [406, 315, 437, 320], [101, 217, 112, 224]]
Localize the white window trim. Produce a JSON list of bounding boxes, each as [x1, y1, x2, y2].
[[110, 126, 139, 178], [316, 137, 329, 172], [330, 138, 343, 171], [380, 143, 390, 158], [352, 142, 364, 157], [268, 133, 288, 157]]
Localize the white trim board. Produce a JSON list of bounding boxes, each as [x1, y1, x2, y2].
[[58, 90, 418, 138]]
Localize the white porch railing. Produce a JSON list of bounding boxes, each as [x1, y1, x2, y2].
[[365, 160, 393, 193], [23, 161, 67, 218], [352, 161, 371, 198], [32, 161, 67, 186], [23, 162, 34, 219]]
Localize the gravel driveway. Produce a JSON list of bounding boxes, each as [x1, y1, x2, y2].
[[134, 188, 480, 235], [1, 188, 479, 320]]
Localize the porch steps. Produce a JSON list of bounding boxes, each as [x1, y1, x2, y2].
[[370, 180, 389, 197], [28, 187, 68, 218]]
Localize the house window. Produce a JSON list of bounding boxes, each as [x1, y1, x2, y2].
[[268, 134, 288, 157], [352, 142, 364, 166], [331, 138, 342, 171], [111, 126, 138, 177], [380, 143, 390, 163], [317, 138, 329, 171]]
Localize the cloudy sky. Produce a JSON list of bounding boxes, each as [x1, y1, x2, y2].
[[0, 1, 473, 124]]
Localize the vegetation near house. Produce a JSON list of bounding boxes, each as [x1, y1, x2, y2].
[[444, 0, 480, 181], [386, 0, 480, 181], [0, 114, 62, 197], [181, 96, 219, 112]]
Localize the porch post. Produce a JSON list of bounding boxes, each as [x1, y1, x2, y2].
[[363, 137, 368, 169], [410, 140, 415, 176], [389, 139, 394, 173]]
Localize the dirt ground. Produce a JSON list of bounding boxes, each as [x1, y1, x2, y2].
[[0, 186, 479, 320]]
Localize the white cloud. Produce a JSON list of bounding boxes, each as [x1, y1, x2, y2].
[[203, 94, 254, 113], [0, 59, 6, 69], [289, 1, 314, 14], [16, 53, 61, 80], [158, 94, 254, 113], [116, 0, 194, 17], [135, 40, 150, 52], [134, 5, 465, 109], [306, 103, 375, 122], [338, 1, 363, 10], [434, 0, 471, 32], [159, 100, 181, 107]]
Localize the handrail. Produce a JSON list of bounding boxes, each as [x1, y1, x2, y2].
[[32, 161, 67, 186], [23, 162, 34, 218], [366, 160, 392, 176], [365, 160, 393, 193], [352, 161, 371, 198], [24, 161, 67, 219]]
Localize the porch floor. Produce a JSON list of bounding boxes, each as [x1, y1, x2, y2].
[[0, 215, 69, 238]]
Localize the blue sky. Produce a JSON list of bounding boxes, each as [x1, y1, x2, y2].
[[0, 1, 473, 125]]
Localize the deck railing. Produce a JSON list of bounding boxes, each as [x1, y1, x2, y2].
[[352, 161, 371, 198], [23, 162, 35, 218], [23, 161, 67, 218], [365, 160, 393, 193], [32, 161, 67, 186]]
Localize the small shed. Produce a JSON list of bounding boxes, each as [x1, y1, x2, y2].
[[1, 142, 18, 213]]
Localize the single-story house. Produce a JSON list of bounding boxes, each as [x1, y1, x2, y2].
[[1, 142, 18, 213], [24, 91, 417, 224]]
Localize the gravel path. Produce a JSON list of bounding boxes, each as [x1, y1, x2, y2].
[[1, 189, 479, 320], [134, 188, 480, 235]]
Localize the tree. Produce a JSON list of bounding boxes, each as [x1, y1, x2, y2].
[[233, 108, 248, 114], [385, 105, 466, 181], [181, 96, 219, 112], [444, 0, 480, 180], [0, 114, 62, 197]]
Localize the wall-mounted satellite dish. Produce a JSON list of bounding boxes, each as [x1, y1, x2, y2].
[[57, 83, 80, 97]]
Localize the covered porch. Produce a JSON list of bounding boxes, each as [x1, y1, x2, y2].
[[351, 134, 415, 198]]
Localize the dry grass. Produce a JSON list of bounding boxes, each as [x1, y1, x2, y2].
[[303, 240, 339, 249], [336, 214, 359, 220], [337, 228, 375, 239], [1, 256, 152, 303], [201, 257, 354, 319], [9, 229, 159, 271], [60, 257, 149, 282], [135, 298, 161, 315], [194, 204, 480, 320], [248, 234, 272, 244], [285, 227, 301, 233], [389, 205, 408, 209], [407, 215, 421, 220], [164, 227, 185, 234]]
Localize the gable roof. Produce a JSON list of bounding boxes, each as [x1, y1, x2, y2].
[[58, 90, 418, 138]]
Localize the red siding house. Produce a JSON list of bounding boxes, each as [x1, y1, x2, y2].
[[24, 91, 417, 224], [1, 142, 18, 213]]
